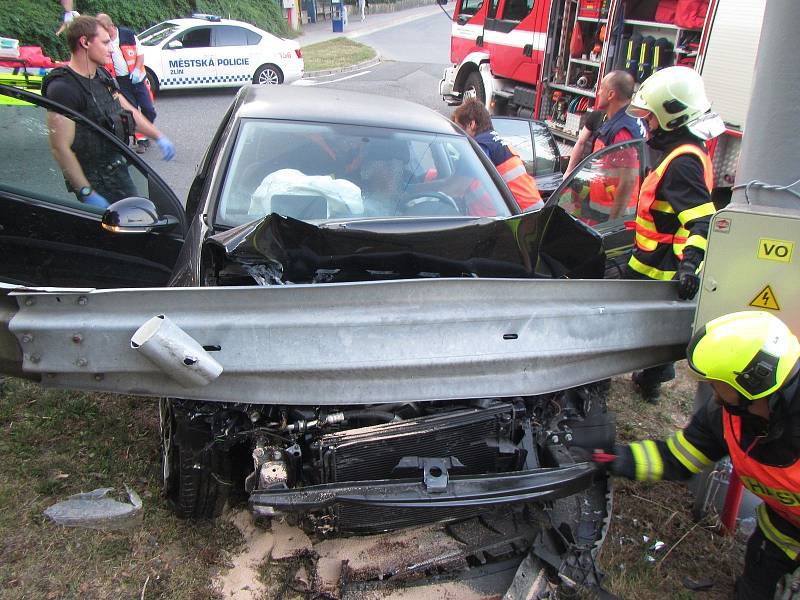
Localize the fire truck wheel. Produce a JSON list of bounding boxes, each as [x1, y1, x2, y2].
[[463, 72, 485, 105]]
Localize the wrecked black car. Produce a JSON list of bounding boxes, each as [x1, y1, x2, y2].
[[0, 83, 656, 592]]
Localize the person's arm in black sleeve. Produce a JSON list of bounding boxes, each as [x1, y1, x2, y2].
[[660, 153, 716, 299], [44, 77, 85, 113], [610, 397, 728, 482]]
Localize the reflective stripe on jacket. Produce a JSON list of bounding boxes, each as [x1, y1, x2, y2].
[[474, 130, 543, 212], [724, 412, 800, 559], [495, 152, 543, 212], [628, 143, 715, 280]]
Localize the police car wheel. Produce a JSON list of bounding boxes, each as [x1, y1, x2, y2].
[[253, 64, 283, 85], [145, 69, 160, 96]]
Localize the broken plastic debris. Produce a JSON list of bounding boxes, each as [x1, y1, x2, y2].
[[649, 541, 665, 552], [645, 555, 655, 563], [44, 486, 142, 530], [642, 535, 649, 543], [244, 262, 285, 286]]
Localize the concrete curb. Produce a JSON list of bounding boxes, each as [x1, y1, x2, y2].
[[302, 53, 382, 78]]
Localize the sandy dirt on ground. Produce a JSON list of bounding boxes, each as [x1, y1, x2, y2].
[[215, 510, 276, 600], [213, 513, 500, 599]]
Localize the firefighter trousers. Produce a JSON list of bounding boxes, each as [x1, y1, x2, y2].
[[736, 526, 797, 600]]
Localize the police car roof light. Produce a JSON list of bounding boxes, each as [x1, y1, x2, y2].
[[191, 13, 222, 22]]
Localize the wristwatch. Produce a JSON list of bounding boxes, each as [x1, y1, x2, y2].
[[78, 186, 93, 198]]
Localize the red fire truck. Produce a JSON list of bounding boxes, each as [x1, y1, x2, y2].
[[440, 0, 765, 195]]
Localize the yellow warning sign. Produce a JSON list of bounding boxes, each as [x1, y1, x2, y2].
[[749, 285, 781, 311], [757, 238, 794, 263]]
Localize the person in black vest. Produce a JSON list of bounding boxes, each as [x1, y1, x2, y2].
[[43, 16, 174, 208]]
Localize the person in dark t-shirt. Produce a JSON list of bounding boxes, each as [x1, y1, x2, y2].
[[43, 16, 174, 208]]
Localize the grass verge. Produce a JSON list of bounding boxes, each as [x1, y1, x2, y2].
[[300, 38, 376, 72], [0, 362, 746, 599], [0, 378, 242, 600]]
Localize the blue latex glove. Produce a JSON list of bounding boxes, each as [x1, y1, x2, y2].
[[84, 191, 109, 208], [156, 136, 175, 161], [131, 67, 146, 85]]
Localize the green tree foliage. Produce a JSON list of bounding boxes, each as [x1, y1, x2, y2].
[[1, 0, 290, 62]]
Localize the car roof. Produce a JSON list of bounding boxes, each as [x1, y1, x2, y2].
[[234, 86, 463, 135], [165, 18, 263, 32]]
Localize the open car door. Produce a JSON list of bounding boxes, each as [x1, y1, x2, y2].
[[0, 84, 186, 288], [543, 138, 650, 276], [492, 116, 564, 200]]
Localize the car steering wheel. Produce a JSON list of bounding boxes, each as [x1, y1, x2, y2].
[[400, 191, 461, 216]]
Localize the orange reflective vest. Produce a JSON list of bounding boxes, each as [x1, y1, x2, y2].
[[586, 136, 641, 222], [496, 152, 543, 212], [633, 144, 713, 260], [724, 412, 800, 558], [104, 27, 139, 76]]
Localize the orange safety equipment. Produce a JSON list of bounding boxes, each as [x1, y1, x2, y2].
[[584, 110, 644, 223], [724, 412, 800, 559], [495, 150, 543, 211], [628, 143, 714, 280]]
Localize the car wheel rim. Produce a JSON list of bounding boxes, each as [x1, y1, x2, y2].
[[158, 399, 172, 488], [258, 69, 279, 85]]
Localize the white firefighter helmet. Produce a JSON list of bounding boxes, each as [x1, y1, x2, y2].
[[627, 66, 724, 139]]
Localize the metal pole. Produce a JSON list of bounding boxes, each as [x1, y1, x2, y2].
[[732, 0, 800, 208]]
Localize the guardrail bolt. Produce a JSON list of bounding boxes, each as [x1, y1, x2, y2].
[[29, 353, 41, 364], [76, 358, 88, 368], [21, 334, 33, 344], [71, 334, 83, 344], [24, 298, 35, 307], [77, 296, 88, 306], [94, 374, 104, 381]]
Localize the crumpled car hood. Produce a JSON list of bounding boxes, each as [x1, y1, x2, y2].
[[205, 206, 606, 284]]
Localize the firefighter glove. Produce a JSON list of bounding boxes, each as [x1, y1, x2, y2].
[[156, 136, 176, 161], [775, 565, 800, 600], [676, 258, 700, 300], [84, 191, 109, 209]]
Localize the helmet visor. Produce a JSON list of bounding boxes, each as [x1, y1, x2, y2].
[[626, 105, 652, 120]]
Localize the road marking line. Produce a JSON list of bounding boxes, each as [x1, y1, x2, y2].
[[293, 70, 372, 86]]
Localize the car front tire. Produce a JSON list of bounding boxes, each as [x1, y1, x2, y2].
[[159, 398, 232, 519], [253, 64, 284, 85]]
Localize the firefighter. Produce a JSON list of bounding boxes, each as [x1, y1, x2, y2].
[[452, 99, 543, 212], [595, 311, 800, 600], [624, 66, 722, 401], [583, 71, 645, 223]]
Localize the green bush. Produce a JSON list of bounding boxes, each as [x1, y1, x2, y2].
[[0, 0, 290, 62]]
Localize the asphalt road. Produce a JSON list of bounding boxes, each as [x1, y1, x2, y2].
[[143, 12, 453, 203]]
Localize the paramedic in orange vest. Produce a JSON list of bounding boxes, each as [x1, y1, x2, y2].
[[624, 66, 722, 401], [452, 99, 544, 212], [97, 13, 157, 154], [594, 311, 800, 600]]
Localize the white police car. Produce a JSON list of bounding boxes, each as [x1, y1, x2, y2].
[[138, 14, 304, 92]]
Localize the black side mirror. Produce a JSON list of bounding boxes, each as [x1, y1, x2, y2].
[[102, 197, 178, 234]]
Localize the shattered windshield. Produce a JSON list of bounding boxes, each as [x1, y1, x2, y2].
[[214, 120, 513, 227]]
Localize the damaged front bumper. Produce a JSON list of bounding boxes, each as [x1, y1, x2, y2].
[[250, 462, 596, 513]]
